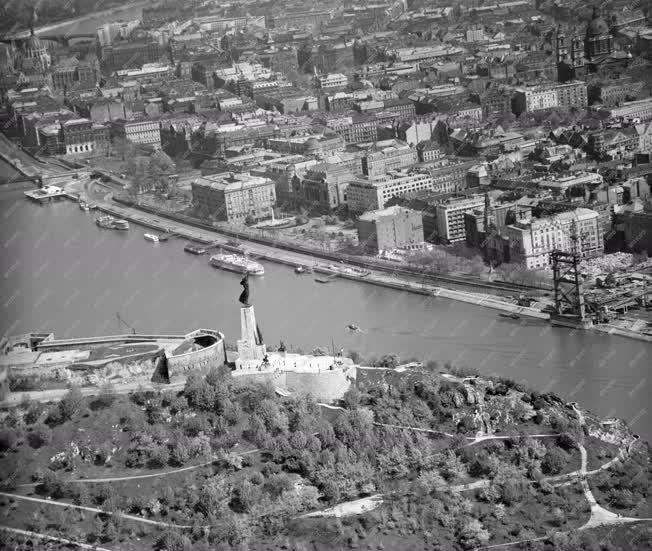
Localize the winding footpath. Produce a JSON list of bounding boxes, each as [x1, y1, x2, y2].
[[0, 525, 114, 551]]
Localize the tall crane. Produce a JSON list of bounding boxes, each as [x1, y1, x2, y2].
[[116, 312, 137, 335]]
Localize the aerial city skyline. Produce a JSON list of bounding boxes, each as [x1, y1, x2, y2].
[[0, 0, 650, 549]]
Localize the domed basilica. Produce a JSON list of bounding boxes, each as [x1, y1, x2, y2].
[[556, 7, 631, 82]]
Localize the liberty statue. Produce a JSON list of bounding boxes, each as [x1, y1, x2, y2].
[[238, 272, 263, 344], [238, 273, 250, 305]]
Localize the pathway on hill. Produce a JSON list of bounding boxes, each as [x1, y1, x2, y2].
[[0, 525, 114, 551], [0, 491, 201, 529], [18, 448, 259, 487]]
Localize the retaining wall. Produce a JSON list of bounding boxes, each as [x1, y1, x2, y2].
[[285, 366, 354, 401], [166, 338, 226, 381]]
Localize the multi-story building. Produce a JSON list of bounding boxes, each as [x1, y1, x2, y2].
[[389, 46, 464, 65], [60, 118, 94, 155], [427, 159, 478, 194], [263, 157, 318, 205], [512, 85, 557, 115], [512, 81, 587, 116], [357, 206, 424, 254], [361, 140, 417, 179], [194, 15, 266, 32], [598, 98, 652, 122], [417, 141, 442, 163], [635, 123, 652, 152], [554, 80, 588, 109], [347, 170, 434, 212], [110, 118, 161, 148], [300, 164, 353, 212], [622, 202, 652, 255], [382, 98, 416, 118], [480, 88, 513, 119], [315, 73, 348, 89], [191, 172, 276, 223], [266, 133, 345, 157], [434, 194, 487, 244], [100, 39, 162, 72], [313, 113, 378, 145], [504, 208, 603, 269]]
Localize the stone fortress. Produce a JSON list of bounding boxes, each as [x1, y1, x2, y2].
[[0, 277, 355, 402]]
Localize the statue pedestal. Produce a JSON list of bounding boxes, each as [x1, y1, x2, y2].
[[236, 305, 266, 370]]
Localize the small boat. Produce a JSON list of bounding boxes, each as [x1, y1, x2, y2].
[[184, 243, 206, 255], [315, 277, 332, 284], [79, 200, 90, 211], [144, 233, 159, 243], [346, 323, 360, 331], [113, 219, 129, 230], [499, 313, 520, 320], [295, 265, 306, 274]]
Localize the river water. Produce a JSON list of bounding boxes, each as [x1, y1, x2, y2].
[[0, 187, 650, 440]]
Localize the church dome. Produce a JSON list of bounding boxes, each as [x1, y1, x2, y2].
[[304, 137, 320, 152], [586, 8, 609, 36]]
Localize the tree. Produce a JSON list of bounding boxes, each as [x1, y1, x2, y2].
[[156, 529, 193, 551], [0, 428, 18, 452], [375, 354, 400, 368], [59, 386, 85, 422], [342, 387, 361, 409], [27, 424, 51, 448], [458, 518, 490, 549], [542, 447, 566, 475]]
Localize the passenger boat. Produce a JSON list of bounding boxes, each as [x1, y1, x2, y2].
[[144, 233, 159, 243], [184, 243, 207, 255], [209, 252, 264, 276], [79, 200, 90, 211], [95, 215, 130, 230], [95, 215, 115, 229]]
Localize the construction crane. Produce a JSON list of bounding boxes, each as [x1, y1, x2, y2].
[[116, 312, 137, 335], [550, 219, 590, 321]]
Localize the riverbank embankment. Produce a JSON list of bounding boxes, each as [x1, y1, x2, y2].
[[85, 198, 552, 321]]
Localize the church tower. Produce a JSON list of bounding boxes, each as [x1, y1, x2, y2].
[[585, 6, 613, 61]]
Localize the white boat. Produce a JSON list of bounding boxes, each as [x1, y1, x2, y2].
[[209, 252, 264, 276], [144, 233, 160, 243], [79, 200, 90, 212]]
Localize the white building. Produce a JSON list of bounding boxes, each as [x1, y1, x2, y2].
[[347, 170, 433, 212], [316, 73, 348, 89], [111, 119, 161, 148], [434, 195, 486, 243], [504, 208, 603, 270]]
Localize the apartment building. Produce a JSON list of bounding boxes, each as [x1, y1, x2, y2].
[[347, 170, 433, 212], [504, 208, 603, 269], [191, 172, 276, 223], [434, 195, 487, 243], [357, 206, 425, 254], [361, 140, 418, 179]]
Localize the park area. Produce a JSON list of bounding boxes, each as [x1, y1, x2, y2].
[[0, 364, 649, 550]]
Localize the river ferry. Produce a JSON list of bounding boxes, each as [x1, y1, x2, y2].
[[95, 215, 130, 230], [209, 253, 264, 276]]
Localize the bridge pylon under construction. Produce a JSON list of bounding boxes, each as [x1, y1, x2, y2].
[[550, 249, 591, 328]]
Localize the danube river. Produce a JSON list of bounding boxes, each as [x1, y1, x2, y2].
[[1, 188, 650, 440]]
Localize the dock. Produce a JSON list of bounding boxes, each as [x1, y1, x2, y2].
[[24, 186, 69, 202]]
